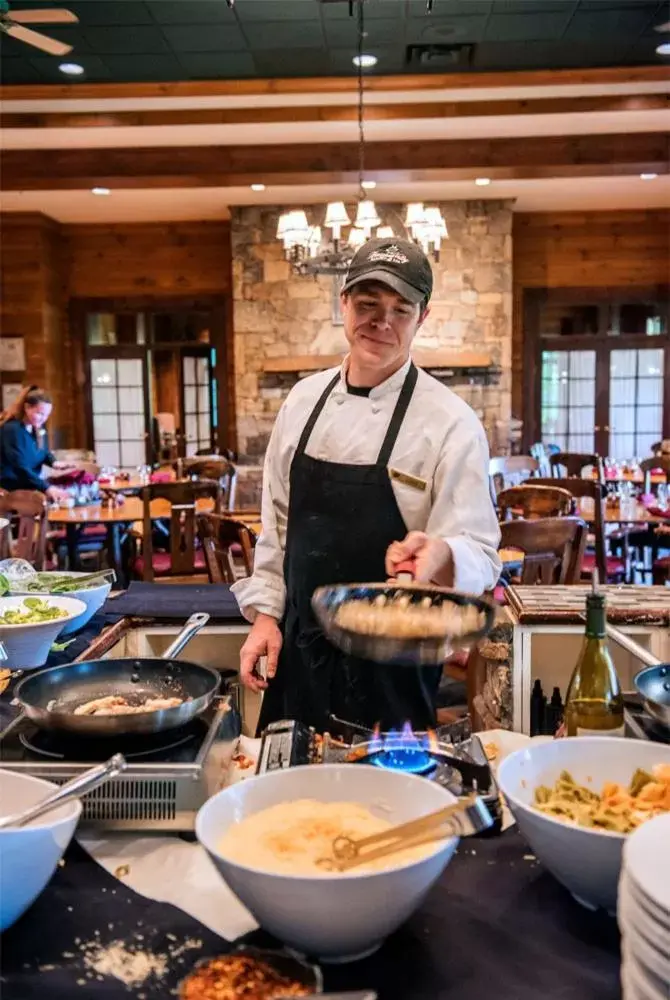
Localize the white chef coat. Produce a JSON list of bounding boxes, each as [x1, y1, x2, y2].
[[232, 357, 501, 622]]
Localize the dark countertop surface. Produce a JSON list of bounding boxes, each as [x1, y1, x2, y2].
[[0, 828, 620, 1000]]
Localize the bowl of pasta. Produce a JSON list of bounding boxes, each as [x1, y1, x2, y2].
[[497, 737, 670, 915]]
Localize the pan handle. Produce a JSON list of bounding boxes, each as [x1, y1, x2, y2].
[[0, 753, 127, 830], [162, 612, 210, 661], [605, 624, 661, 669]]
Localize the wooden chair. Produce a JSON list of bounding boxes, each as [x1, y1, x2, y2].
[[533, 476, 624, 583], [177, 457, 237, 510], [489, 456, 539, 498], [196, 513, 257, 584], [640, 456, 670, 491], [0, 490, 48, 569], [549, 452, 604, 481], [497, 484, 573, 521], [499, 517, 587, 585], [133, 480, 220, 583]]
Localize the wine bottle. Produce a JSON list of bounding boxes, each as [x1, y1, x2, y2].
[[564, 591, 624, 737]]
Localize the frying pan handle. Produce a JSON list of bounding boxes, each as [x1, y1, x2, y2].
[[162, 613, 210, 661], [605, 624, 661, 668], [0, 753, 127, 830]]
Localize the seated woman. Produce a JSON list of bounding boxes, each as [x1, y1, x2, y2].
[[0, 386, 71, 503]]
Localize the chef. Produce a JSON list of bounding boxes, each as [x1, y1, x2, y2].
[[233, 236, 501, 734]]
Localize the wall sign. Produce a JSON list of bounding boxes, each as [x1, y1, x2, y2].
[[0, 337, 25, 372]]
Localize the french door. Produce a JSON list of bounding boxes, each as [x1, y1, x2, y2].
[[527, 288, 670, 458]]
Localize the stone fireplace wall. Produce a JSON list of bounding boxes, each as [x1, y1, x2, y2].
[[231, 201, 513, 504]]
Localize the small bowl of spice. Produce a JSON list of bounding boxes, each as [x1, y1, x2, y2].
[[179, 946, 322, 999]]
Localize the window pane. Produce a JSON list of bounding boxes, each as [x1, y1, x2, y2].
[[569, 381, 594, 407], [198, 385, 210, 414], [638, 379, 663, 406], [639, 349, 664, 376], [196, 357, 208, 384], [570, 352, 595, 379], [637, 407, 663, 434], [87, 314, 116, 346], [96, 442, 120, 467], [92, 387, 117, 414], [93, 413, 118, 441], [117, 359, 143, 386], [611, 407, 635, 434], [120, 441, 145, 467], [120, 413, 144, 440], [610, 378, 636, 407], [183, 357, 195, 384], [184, 386, 196, 415], [118, 387, 144, 412], [91, 359, 116, 386]]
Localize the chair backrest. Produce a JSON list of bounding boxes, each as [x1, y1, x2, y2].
[[533, 476, 606, 582], [140, 480, 220, 582], [529, 442, 552, 477], [177, 457, 237, 510], [500, 516, 587, 585], [549, 452, 604, 481], [196, 513, 256, 584], [640, 455, 670, 491], [497, 484, 574, 521], [489, 455, 539, 497], [0, 489, 48, 569]]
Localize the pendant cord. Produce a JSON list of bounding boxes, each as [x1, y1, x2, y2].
[[357, 0, 366, 203]]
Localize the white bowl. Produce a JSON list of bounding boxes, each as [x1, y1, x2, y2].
[[14, 573, 112, 636], [0, 770, 81, 931], [196, 763, 460, 962], [0, 595, 87, 669], [498, 737, 670, 915]]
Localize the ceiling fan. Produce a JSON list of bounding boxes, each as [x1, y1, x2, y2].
[[0, 1, 78, 56]]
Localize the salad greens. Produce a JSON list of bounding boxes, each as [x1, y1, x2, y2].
[[19, 571, 114, 594], [0, 598, 69, 626]]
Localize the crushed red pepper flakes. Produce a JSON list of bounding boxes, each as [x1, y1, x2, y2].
[[179, 955, 311, 1000]]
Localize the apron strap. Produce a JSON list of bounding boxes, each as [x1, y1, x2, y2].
[[295, 371, 341, 458], [376, 362, 418, 467]]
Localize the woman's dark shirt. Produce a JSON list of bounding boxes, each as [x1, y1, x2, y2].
[[0, 418, 55, 492]]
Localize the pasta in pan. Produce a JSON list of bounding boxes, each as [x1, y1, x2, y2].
[[534, 765, 670, 834]]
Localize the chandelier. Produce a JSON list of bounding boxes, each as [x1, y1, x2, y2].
[[275, 1, 448, 275]]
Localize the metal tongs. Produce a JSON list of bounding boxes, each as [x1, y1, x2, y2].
[[316, 794, 493, 872]]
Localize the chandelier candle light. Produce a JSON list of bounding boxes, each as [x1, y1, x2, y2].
[[275, 1, 448, 274]]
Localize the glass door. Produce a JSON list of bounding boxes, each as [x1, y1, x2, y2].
[[90, 354, 150, 469], [608, 348, 665, 460], [181, 351, 213, 456], [540, 349, 597, 453]]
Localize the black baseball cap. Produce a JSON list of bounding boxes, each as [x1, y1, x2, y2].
[[341, 237, 433, 306]]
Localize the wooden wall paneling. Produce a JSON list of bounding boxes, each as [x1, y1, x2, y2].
[[511, 210, 670, 420], [65, 222, 232, 298]]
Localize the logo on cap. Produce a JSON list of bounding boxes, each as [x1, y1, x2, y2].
[[367, 245, 410, 265]]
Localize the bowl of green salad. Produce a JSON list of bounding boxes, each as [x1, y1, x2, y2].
[[2, 568, 114, 637], [0, 596, 87, 669]]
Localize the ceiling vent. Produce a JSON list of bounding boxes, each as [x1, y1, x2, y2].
[[405, 43, 474, 68]]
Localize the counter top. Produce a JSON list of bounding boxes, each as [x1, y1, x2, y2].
[[1, 829, 620, 1000]]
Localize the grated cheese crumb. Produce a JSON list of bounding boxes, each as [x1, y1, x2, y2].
[[82, 941, 168, 987]]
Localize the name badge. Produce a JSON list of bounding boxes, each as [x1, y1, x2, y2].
[[388, 467, 428, 492]]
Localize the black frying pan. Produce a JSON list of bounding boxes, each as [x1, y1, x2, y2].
[[13, 613, 222, 738]]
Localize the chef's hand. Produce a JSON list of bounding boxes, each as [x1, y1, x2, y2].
[[239, 613, 283, 693], [386, 531, 454, 588]]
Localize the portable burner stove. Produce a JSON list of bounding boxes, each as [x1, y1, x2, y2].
[[0, 697, 242, 832], [256, 714, 503, 835], [624, 693, 670, 744]]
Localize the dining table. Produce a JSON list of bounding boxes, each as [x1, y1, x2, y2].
[[48, 496, 215, 587]]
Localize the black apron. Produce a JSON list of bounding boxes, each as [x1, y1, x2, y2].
[[257, 363, 442, 735]]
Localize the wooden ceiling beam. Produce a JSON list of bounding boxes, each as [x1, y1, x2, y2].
[[0, 65, 667, 103], [2, 133, 667, 191], [2, 94, 667, 130]]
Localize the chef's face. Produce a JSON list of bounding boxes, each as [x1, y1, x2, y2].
[[24, 401, 52, 430], [341, 281, 429, 374]]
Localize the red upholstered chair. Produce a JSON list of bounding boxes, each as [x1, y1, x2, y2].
[[132, 480, 220, 583]]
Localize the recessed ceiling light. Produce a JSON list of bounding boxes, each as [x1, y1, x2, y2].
[[59, 62, 84, 76], [640, 173, 658, 181], [475, 177, 491, 187], [91, 187, 111, 196], [250, 183, 266, 192], [361, 180, 376, 190], [656, 42, 670, 55], [352, 53, 377, 68]]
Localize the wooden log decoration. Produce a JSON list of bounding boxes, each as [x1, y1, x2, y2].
[[471, 621, 513, 731]]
